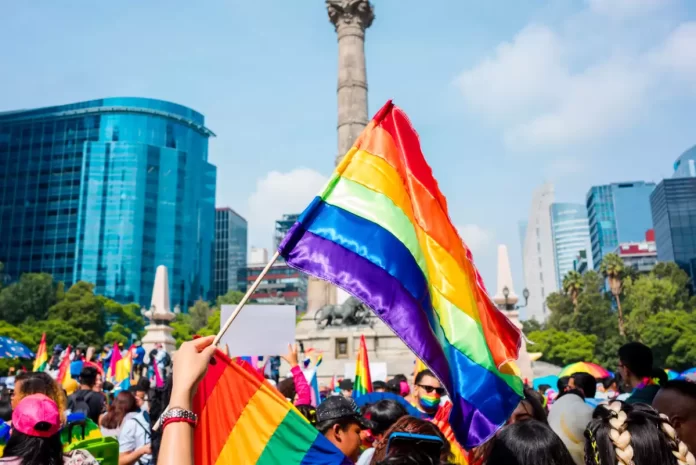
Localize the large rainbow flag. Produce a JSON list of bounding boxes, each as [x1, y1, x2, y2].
[[278, 100, 524, 448], [32, 333, 48, 372], [353, 334, 372, 398], [56, 345, 72, 385], [193, 352, 350, 465]]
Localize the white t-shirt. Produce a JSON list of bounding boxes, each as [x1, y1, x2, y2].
[[118, 411, 152, 464]]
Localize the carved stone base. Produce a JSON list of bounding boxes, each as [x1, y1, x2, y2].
[[142, 323, 176, 354]]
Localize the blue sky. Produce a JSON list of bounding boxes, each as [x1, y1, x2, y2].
[[2, 0, 696, 293]]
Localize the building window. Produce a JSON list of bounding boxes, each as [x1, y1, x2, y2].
[[335, 338, 348, 359]]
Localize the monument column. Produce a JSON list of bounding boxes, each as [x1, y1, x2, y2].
[[327, 0, 374, 165]]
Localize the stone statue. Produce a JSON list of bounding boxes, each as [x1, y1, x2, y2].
[[315, 296, 373, 328]]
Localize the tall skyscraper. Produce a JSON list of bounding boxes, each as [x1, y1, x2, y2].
[[586, 182, 656, 269], [550, 203, 592, 287], [274, 213, 299, 250], [214, 207, 247, 298], [650, 178, 696, 290], [521, 183, 557, 321], [673, 145, 696, 178], [0, 98, 216, 308]]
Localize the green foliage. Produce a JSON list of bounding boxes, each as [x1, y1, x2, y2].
[[48, 281, 106, 345], [198, 310, 221, 337], [562, 270, 583, 308], [600, 253, 625, 295], [527, 329, 597, 366], [522, 318, 543, 334], [101, 299, 145, 343], [216, 290, 245, 307], [171, 314, 195, 348], [189, 299, 212, 332], [20, 319, 90, 350], [0, 273, 57, 324]]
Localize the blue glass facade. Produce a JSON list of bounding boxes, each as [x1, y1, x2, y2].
[[673, 145, 696, 178], [550, 203, 592, 287], [0, 98, 216, 308], [214, 207, 248, 297], [586, 182, 655, 269], [651, 178, 696, 290]]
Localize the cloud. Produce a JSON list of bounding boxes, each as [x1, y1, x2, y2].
[[457, 224, 492, 254], [454, 8, 696, 149], [247, 168, 328, 249]]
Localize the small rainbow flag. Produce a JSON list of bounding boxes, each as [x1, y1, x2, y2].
[[353, 335, 372, 398], [278, 101, 524, 448], [32, 333, 48, 372], [193, 352, 350, 465], [56, 346, 72, 385]]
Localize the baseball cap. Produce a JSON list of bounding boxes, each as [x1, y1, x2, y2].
[[316, 396, 375, 430], [338, 379, 353, 391], [12, 394, 61, 438]]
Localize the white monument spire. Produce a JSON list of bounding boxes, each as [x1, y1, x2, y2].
[[141, 265, 176, 353]]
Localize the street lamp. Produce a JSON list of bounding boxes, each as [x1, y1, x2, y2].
[[502, 286, 510, 310]]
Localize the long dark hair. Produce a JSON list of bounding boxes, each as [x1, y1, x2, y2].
[[364, 399, 408, 437], [485, 420, 575, 465], [100, 391, 138, 430], [370, 416, 451, 465], [3, 431, 63, 465]]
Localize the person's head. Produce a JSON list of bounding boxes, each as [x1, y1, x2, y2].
[[653, 380, 696, 455], [101, 391, 138, 430], [618, 342, 653, 388], [93, 372, 103, 392], [603, 377, 620, 393], [0, 398, 12, 422], [373, 380, 388, 393], [316, 396, 373, 462], [570, 372, 597, 398], [486, 420, 575, 465], [509, 387, 547, 425], [538, 384, 551, 395], [371, 415, 451, 464], [13, 372, 67, 423], [557, 376, 570, 392], [652, 367, 668, 387], [78, 366, 99, 389], [295, 404, 317, 426], [277, 377, 296, 402], [413, 370, 443, 414], [338, 379, 353, 398], [585, 401, 694, 465], [5, 394, 63, 465], [364, 399, 408, 443], [129, 385, 147, 410]]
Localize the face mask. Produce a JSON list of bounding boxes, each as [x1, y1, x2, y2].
[[419, 392, 441, 411]]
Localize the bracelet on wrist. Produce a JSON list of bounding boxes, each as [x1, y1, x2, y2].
[[160, 407, 198, 429]]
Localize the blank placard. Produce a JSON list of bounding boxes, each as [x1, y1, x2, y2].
[[219, 304, 296, 357]]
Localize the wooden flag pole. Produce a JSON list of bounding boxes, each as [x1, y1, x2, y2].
[[213, 251, 281, 347]]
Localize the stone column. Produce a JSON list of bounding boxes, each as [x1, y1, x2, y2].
[[327, 0, 374, 165]]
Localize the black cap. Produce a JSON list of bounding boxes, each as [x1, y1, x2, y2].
[[316, 396, 375, 430]]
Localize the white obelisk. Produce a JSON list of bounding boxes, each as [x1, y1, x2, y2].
[[141, 265, 177, 353]]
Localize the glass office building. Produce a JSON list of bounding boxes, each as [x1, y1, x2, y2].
[[550, 203, 592, 287], [586, 182, 655, 269], [651, 178, 696, 290], [214, 207, 248, 298], [0, 97, 216, 308], [673, 145, 696, 178]]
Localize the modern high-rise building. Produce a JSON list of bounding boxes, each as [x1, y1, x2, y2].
[[0, 97, 216, 308], [614, 230, 657, 274], [237, 261, 308, 312], [274, 213, 299, 249], [673, 145, 696, 178], [550, 203, 592, 287], [214, 207, 247, 298], [521, 183, 557, 321], [586, 182, 656, 270], [650, 178, 696, 290]]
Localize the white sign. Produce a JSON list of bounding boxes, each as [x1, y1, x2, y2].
[[344, 362, 388, 382], [219, 304, 296, 357]]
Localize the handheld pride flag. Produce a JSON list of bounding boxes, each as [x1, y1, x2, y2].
[[32, 333, 48, 372], [353, 335, 372, 398], [56, 346, 72, 385], [278, 100, 524, 447]]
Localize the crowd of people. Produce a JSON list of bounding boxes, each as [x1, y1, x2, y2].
[[0, 336, 694, 464]]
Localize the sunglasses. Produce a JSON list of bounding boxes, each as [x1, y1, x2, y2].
[[418, 384, 445, 395]]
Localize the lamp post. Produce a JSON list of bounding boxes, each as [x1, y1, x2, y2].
[[502, 286, 530, 311]]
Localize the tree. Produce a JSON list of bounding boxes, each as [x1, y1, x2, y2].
[[600, 253, 626, 336], [171, 314, 195, 348], [546, 292, 574, 332], [640, 310, 696, 371], [198, 310, 221, 337], [20, 319, 90, 350], [47, 281, 105, 345], [216, 290, 245, 307], [562, 270, 583, 312], [522, 318, 543, 334], [0, 273, 58, 325], [189, 299, 212, 332], [623, 273, 690, 339], [101, 298, 145, 345], [527, 329, 597, 366]]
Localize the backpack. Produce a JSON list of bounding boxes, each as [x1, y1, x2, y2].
[[69, 390, 95, 418]]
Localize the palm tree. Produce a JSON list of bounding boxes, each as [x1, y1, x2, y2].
[[600, 253, 626, 337], [562, 270, 583, 312]]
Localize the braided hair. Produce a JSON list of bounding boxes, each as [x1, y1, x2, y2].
[[584, 401, 696, 465]]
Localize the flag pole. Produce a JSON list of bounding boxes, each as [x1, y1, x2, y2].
[[213, 251, 280, 347]]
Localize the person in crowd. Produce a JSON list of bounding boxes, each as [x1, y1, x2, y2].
[[653, 380, 696, 455], [557, 376, 570, 392], [538, 383, 551, 397], [295, 404, 317, 426], [69, 344, 86, 380], [129, 384, 149, 416], [48, 346, 63, 372], [509, 387, 547, 424], [315, 396, 374, 463], [569, 372, 599, 407], [386, 376, 411, 399], [652, 367, 668, 386], [279, 344, 311, 405], [67, 367, 105, 424], [370, 415, 451, 465], [357, 400, 408, 465], [600, 377, 622, 400], [1, 394, 97, 465], [118, 390, 152, 465], [339, 379, 354, 399], [585, 401, 695, 465], [484, 420, 575, 465], [147, 375, 171, 465], [100, 391, 139, 438], [411, 370, 444, 419], [548, 387, 593, 465], [101, 345, 112, 373], [133, 342, 146, 380], [618, 342, 659, 405], [12, 372, 67, 425], [372, 381, 387, 393]]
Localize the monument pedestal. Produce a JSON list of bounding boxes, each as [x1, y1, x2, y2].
[[142, 322, 176, 354]]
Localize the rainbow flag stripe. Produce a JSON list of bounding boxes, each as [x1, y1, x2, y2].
[[278, 101, 524, 448], [353, 335, 372, 398], [193, 352, 350, 465], [32, 333, 48, 372]]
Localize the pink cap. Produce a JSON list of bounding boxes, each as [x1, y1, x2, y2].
[[12, 394, 61, 438]]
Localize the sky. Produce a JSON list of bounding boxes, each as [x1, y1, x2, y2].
[[2, 0, 696, 295]]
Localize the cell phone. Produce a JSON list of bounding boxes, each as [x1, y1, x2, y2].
[[385, 432, 444, 459]]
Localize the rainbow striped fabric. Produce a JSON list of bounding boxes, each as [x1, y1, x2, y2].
[[32, 333, 48, 372], [193, 353, 350, 465], [56, 345, 72, 385], [278, 101, 524, 448], [353, 335, 372, 398]]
